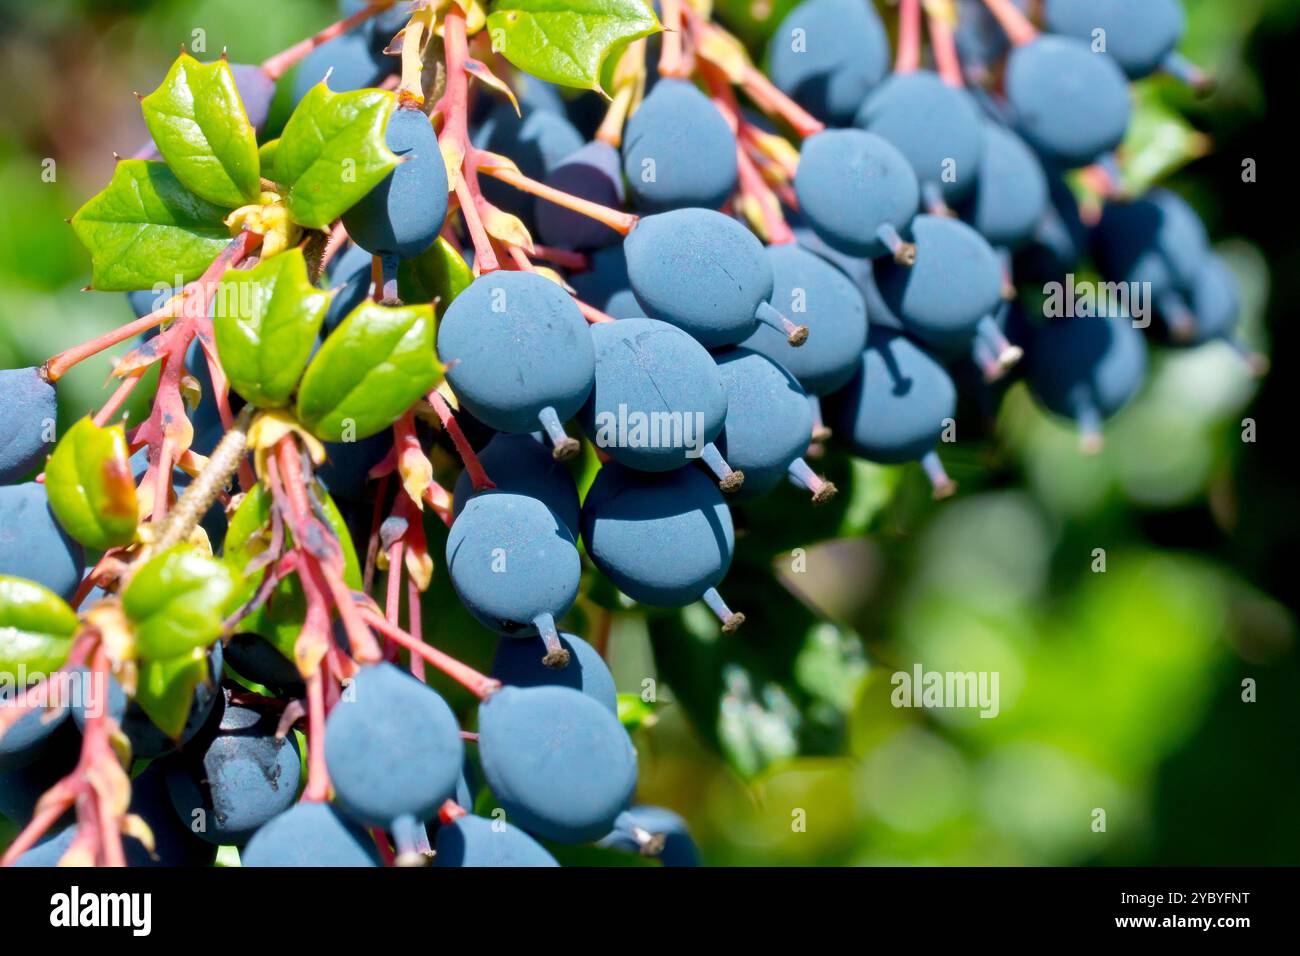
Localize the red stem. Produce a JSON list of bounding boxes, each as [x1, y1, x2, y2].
[[426, 390, 495, 492], [928, 7, 967, 86], [360, 606, 500, 700], [897, 0, 923, 73], [260, 2, 391, 81], [979, 0, 1038, 46]]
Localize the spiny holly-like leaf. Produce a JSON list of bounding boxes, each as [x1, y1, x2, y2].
[[397, 236, 475, 317], [140, 53, 261, 208], [486, 0, 662, 93], [133, 648, 210, 740], [70, 160, 232, 292], [44, 417, 138, 551], [297, 301, 441, 442], [276, 83, 400, 229], [214, 248, 330, 407], [122, 546, 241, 661], [0, 575, 78, 676]]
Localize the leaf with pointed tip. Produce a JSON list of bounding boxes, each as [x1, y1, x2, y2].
[[297, 301, 441, 441], [70, 160, 232, 291], [140, 53, 261, 207], [44, 417, 138, 551], [397, 236, 474, 317], [214, 248, 330, 407], [486, 0, 661, 92], [276, 83, 400, 229], [133, 648, 210, 740], [0, 576, 78, 677], [123, 546, 241, 660]]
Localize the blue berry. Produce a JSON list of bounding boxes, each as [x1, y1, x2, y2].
[[342, 106, 449, 261], [1026, 311, 1148, 448], [767, 0, 891, 125], [600, 805, 700, 866], [578, 318, 729, 474], [325, 663, 463, 836], [224, 632, 306, 696], [1006, 36, 1132, 167], [567, 245, 642, 318], [622, 79, 737, 213], [959, 123, 1049, 250], [446, 492, 581, 660], [740, 244, 869, 400], [0, 367, 56, 484], [165, 700, 302, 846], [452, 433, 581, 538], [229, 64, 277, 131], [581, 463, 743, 630], [832, 327, 959, 498], [854, 71, 984, 203], [0, 699, 70, 774], [477, 684, 637, 844], [492, 632, 617, 714], [537, 141, 625, 250], [713, 348, 834, 504], [434, 812, 559, 867], [794, 129, 919, 259], [624, 208, 805, 350], [874, 215, 1007, 355], [291, 30, 390, 104], [438, 271, 594, 457], [1043, 0, 1185, 79], [0, 483, 86, 601], [242, 801, 382, 867]]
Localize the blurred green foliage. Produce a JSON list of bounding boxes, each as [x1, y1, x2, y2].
[[1, 0, 1297, 865]]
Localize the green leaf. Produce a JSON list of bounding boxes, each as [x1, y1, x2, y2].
[[213, 248, 330, 407], [486, 0, 661, 92], [276, 83, 400, 229], [398, 237, 475, 318], [123, 546, 241, 660], [133, 648, 210, 740], [0, 576, 78, 677], [259, 138, 281, 181], [44, 417, 138, 551], [140, 53, 261, 208], [296, 301, 441, 441], [70, 160, 232, 292]]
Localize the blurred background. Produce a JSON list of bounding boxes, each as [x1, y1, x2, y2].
[[0, 0, 1296, 865]]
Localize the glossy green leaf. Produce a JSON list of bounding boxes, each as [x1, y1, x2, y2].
[[123, 546, 241, 660], [44, 417, 138, 551], [133, 648, 210, 740], [296, 301, 441, 441], [0, 576, 78, 677], [140, 53, 261, 208], [276, 83, 400, 229], [70, 160, 232, 292], [398, 237, 475, 318], [213, 248, 330, 407], [259, 138, 281, 181], [486, 0, 661, 92]]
